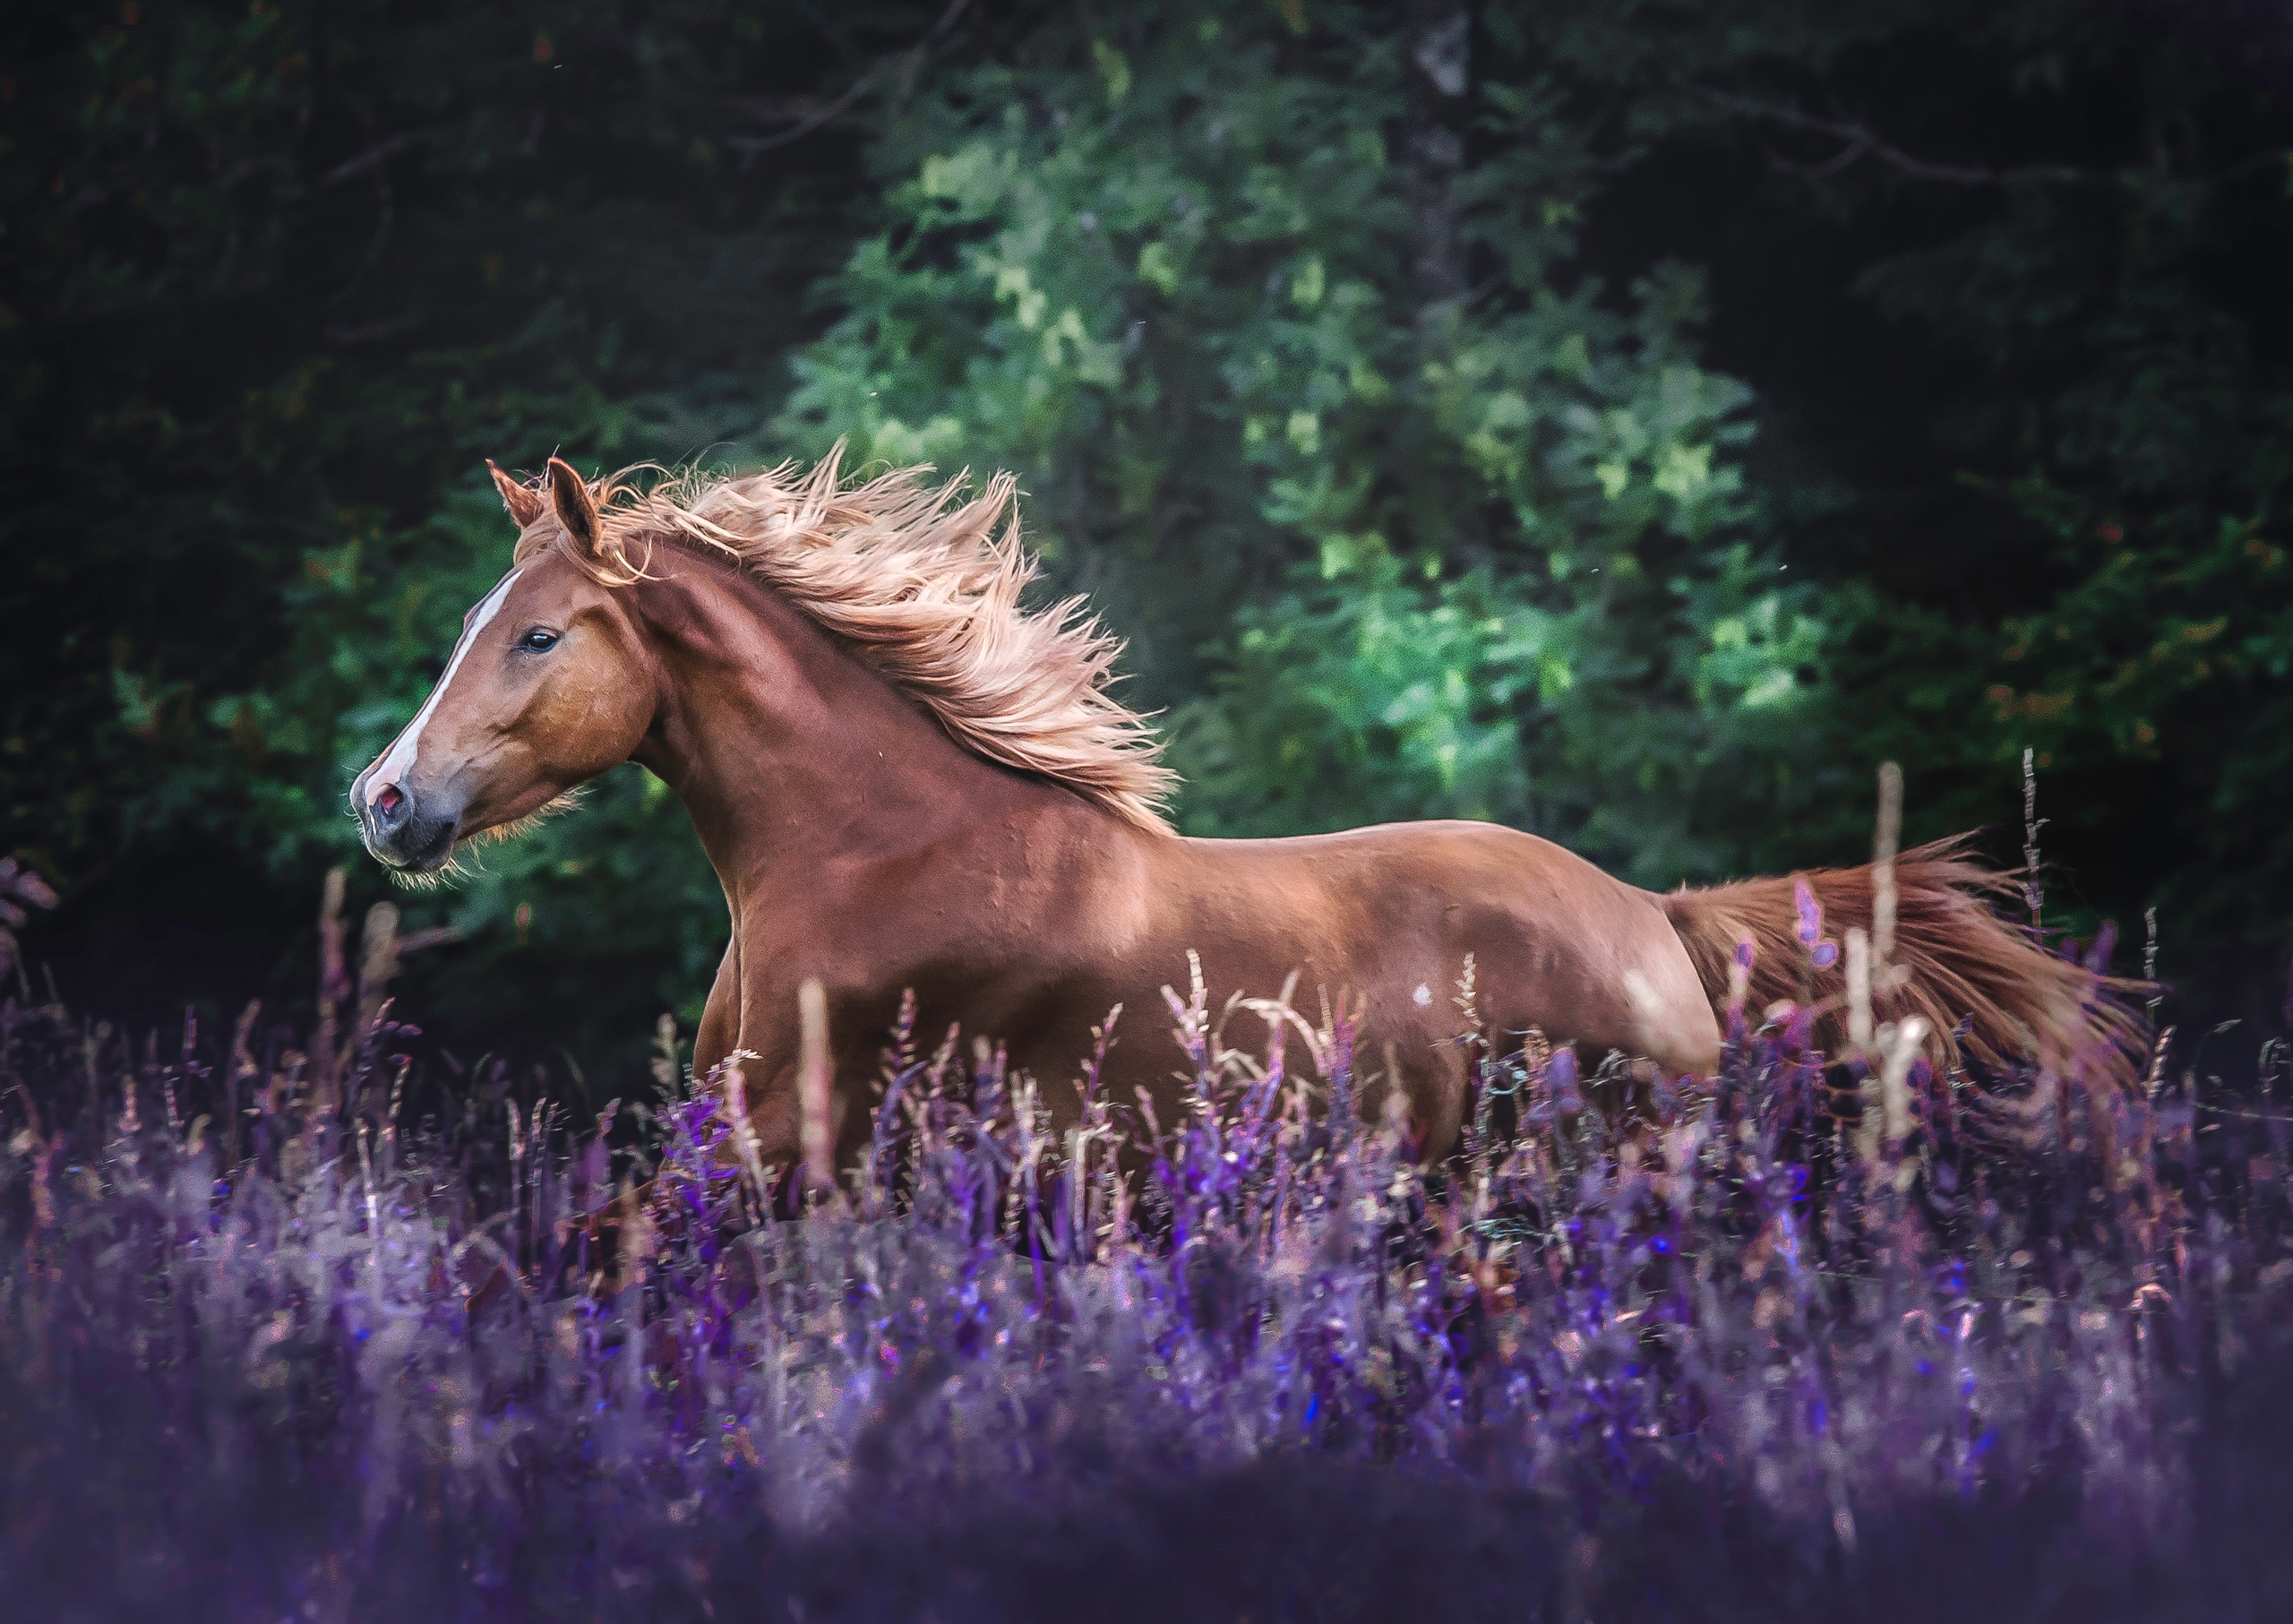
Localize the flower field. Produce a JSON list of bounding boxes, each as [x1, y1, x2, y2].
[[4, 926, 2292, 1622]]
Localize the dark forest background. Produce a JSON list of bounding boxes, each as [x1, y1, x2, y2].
[[3, 0, 2288, 1091]]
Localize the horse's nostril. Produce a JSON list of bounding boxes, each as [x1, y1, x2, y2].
[[374, 783, 406, 820]]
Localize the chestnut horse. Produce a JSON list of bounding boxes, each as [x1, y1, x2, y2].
[[352, 452, 2144, 1170]]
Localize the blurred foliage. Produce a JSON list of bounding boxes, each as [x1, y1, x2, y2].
[[2, 0, 2288, 1073], [777, 5, 1835, 881]]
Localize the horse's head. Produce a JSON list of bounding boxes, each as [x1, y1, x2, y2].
[[352, 459, 656, 874]]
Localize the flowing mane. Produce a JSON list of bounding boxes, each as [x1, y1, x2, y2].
[[511, 448, 1177, 832]]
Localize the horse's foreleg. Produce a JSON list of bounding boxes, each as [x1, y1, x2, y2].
[[695, 939, 739, 1082]]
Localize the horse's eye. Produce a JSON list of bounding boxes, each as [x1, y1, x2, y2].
[[518, 628, 560, 653]]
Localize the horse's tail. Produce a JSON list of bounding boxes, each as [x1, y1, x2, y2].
[[1658, 835, 2151, 1102]]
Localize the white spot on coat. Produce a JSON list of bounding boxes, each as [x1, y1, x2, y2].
[[1412, 983, 1431, 1006]]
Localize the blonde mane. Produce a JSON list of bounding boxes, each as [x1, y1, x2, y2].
[[511, 447, 1177, 833]]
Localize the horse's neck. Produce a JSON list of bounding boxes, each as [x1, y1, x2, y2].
[[628, 558, 1108, 913]]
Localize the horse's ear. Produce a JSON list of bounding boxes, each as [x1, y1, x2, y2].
[[487, 460, 545, 528], [545, 457, 602, 556]]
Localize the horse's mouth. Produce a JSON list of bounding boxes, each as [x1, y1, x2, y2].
[[370, 821, 461, 874]]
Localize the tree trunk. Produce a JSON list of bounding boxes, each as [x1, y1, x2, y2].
[[1405, 0, 1471, 313]]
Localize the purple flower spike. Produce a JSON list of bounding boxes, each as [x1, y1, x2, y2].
[[1792, 876, 1839, 967], [1547, 1046, 1583, 1110], [1783, 1002, 1816, 1052], [1734, 938, 1756, 971], [1793, 875, 1823, 947]]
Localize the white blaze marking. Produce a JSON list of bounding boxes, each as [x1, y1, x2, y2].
[[365, 569, 522, 804]]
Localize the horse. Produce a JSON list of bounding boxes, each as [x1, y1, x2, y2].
[[350, 451, 2147, 1173]]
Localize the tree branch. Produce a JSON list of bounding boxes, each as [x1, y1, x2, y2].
[[726, 0, 975, 168], [1406, 0, 1472, 310], [1699, 90, 2100, 187], [322, 132, 424, 189]]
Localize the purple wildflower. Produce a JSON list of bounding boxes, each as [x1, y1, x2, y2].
[[1794, 873, 1840, 968]]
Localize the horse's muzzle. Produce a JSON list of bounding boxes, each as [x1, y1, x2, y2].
[[358, 779, 459, 872]]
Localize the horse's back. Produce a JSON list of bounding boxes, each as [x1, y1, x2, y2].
[[1182, 819, 1670, 949]]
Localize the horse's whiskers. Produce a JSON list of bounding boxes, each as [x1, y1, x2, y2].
[[471, 790, 586, 848], [386, 856, 467, 893], [382, 795, 584, 893]]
